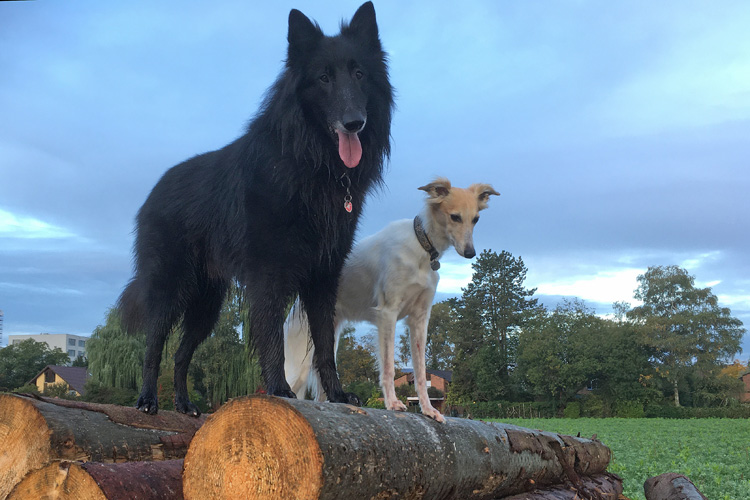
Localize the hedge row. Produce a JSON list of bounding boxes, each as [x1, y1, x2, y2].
[[446, 399, 750, 419]]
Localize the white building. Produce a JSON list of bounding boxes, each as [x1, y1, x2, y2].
[[8, 333, 88, 363]]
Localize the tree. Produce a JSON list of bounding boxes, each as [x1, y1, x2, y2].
[[336, 327, 378, 387], [448, 251, 539, 402], [87, 308, 145, 391], [516, 299, 599, 405], [461, 250, 539, 382], [396, 302, 455, 371], [0, 339, 71, 391], [424, 301, 456, 370], [627, 265, 745, 406], [190, 282, 263, 409]]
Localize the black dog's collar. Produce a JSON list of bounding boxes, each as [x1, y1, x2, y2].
[[413, 216, 440, 271]]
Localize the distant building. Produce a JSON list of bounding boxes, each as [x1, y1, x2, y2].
[[394, 368, 452, 412], [740, 371, 750, 403], [8, 333, 88, 363], [0, 310, 4, 346], [28, 365, 89, 396]]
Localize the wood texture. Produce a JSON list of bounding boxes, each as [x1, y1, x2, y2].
[[183, 395, 618, 500], [7, 460, 184, 500], [0, 393, 202, 500]]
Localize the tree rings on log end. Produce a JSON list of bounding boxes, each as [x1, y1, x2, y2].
[[183, 395, 323, 500], [0, 394, 52, 500], [7, 462, 107, 500]]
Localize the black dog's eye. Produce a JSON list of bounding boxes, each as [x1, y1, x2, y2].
[[319, 74, 330, 83], [354, 69, 364, 80], [472, 216, 480, 225], [450, 214, 462, 223]]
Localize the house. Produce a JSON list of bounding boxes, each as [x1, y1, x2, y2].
[[29, 365, 89, 396], [740, 371, 750, 403], [394, 368, 452, 412]]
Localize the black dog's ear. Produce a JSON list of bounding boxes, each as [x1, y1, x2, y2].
[[344, 2, 380, 49], [288, 9, 323, 62], [419, 177, 452, 201]]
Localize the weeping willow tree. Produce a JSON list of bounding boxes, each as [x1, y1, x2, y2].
[[88, 283, 264, 409], [87, 308, 145, 390], [188, 282, 264, 409]]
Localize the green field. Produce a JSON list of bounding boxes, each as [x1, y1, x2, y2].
[[498, 418, 750, 500]]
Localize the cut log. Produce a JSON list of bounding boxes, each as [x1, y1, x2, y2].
[[183, 395, 619, 500], [7, 460, 183, 500], [644, 473, 707, 500], [0, 393, 203, 500]]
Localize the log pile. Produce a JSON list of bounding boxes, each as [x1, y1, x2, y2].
[[0, 393, 203, 500], [1, 392, 628, 500]]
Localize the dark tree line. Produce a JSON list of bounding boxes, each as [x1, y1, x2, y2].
[[399, 252, 746, 411]]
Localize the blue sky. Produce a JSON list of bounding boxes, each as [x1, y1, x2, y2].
[[1, 1, 749, 355]]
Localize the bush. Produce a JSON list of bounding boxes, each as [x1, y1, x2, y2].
[[43, 382, 79, 399], [563, 401, 581, 418], [582, 395, 605, 417], [427, 386, 445, 399], [445, 400, 555, 419], [12, 383, 40, 395], [395, 383, 416, 398], [365, 396, 385, 409], [82, 381, 138, 406], [644, 404, 750, 419], [345, 380, 380, 404], [614, 400, 644, 418]]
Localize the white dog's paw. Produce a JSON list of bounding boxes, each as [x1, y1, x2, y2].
[[422, 406, 446, 423], [386, 399, 407, 412]]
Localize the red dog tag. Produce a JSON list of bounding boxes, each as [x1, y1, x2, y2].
[[344, 200, 353, 213]]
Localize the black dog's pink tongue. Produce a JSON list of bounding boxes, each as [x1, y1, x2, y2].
[[337, 130, 362, 168]]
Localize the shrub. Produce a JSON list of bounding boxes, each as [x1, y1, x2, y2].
[[43, 382, 79, 399], [12, 383, 40, 395], [82, 381, 138, 406], [427, 386, 445, 399], [614, 400, 644, 418], [563, 401, 581, 418], [582, 395, 605, 417]]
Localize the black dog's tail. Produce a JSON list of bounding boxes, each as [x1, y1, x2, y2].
[[117, 278, 147, 335]]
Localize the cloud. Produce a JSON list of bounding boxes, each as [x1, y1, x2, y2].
[[436, 259, 474, 295], [532, 268, 643, 306], [0, 209, 77, 240]]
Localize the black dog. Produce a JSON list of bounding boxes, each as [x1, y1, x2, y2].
[[118, 2, 393, 416]]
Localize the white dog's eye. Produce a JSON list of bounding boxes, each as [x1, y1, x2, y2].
[[450, 214, 462, 223], [472, 216, 479, 225]]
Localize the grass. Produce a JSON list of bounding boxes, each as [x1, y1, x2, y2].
[[495, 418, 750, 500]]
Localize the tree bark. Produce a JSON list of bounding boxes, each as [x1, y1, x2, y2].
[[502, 473, 623, 499], [0, 393, 203, 500], [644, 473, 707, 500], [183, 395, 620, 500], [7, 460, 183, 500], [673, 379, 681, 407]]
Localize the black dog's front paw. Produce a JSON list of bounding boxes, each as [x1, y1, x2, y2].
[[175, 398, 202, 417], [328, 391, 362, 406], [344, 392, 362, 406], [136, 394, 159, 415], [268, 388, 297, 399]]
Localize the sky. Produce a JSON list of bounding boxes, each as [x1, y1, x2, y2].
[[1, 1, 749, 355]]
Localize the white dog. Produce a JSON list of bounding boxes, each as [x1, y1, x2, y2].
[[284, 178, 499, 422]]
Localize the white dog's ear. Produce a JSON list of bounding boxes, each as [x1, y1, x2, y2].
[[418, 177, 452, 201], [470, 183, 500, 210]]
